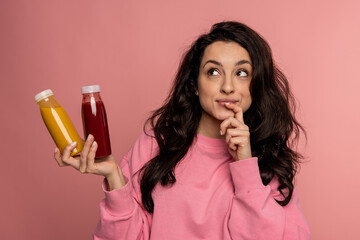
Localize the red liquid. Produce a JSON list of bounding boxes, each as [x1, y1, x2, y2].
[[82, 100, 111, 158]]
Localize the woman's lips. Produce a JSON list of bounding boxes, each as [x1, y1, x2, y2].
[[217, 99, 238, 107]]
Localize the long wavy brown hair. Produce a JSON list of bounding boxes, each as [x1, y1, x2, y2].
[[140, 21, 306, 213]]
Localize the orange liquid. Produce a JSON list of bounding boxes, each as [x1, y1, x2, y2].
[[40, 107, 83, 156]]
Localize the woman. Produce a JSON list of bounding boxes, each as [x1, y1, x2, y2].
[[55, 21, 310, 239]]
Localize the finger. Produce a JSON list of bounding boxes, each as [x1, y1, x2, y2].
[[220, 117, 234, 135], [61, 142, 81, 169], [226, 127, 250, 142], [86, 141, 98, 173], [229, 136, 250, 148], [226, 127, 250, 137], [54, 147, 69, 167], [220, 117, 243, 136], [227, 139, 237, 151], [79, 134, 94, 173], [225, 133, 243, 151], [225, 131, 249, 150], [224, 102, 244, 123], [226, 128, 250, 148]]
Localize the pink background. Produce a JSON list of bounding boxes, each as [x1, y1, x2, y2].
[[1, 0, 359, 239]]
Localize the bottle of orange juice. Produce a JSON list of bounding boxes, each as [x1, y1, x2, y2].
[[35, 89, 83, 156]]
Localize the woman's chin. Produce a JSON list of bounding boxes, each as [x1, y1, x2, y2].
[[215, 112, 234, 121], [201, 109, 234, 122]]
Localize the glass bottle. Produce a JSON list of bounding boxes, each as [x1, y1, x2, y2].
[[35, 89, 84, 156], [81, 85, 111, 158]]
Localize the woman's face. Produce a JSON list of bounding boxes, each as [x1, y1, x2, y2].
[[197, 41, 253, 121]]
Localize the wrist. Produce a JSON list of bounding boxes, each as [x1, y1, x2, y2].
[[105, 164, 126, 191]]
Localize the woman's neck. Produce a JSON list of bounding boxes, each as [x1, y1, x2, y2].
[[197, 111, 225, 139]]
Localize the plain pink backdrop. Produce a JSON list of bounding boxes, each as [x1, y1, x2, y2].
[[1, 0, 359, 239]]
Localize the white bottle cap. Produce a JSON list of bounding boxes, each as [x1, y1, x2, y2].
[[81, 85, 101, 94], [35, 89, 54, 102]]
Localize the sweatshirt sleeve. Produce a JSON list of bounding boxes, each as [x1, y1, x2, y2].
[[94, 132, 156, 240], [228, 157, 311, 240]]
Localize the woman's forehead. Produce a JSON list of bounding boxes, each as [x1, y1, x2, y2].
[[201, 41, 252, 66]]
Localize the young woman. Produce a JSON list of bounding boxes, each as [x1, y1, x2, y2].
[[55, 21, 310, 239]]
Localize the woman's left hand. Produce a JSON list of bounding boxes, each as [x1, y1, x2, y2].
[[220, 102, 252, 161]]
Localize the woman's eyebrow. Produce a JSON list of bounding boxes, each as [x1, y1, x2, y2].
[[235, 60, 252, 67], [202, 60, 222, 69], [202, 59, 252, 69]]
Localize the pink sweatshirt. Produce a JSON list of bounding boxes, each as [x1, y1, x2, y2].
[[94, 132, 310, 240]]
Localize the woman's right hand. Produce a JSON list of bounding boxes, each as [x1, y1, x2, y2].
[[54, 134, 126, 190]]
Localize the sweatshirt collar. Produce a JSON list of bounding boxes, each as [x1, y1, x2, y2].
[[195, 133, 228, 149]]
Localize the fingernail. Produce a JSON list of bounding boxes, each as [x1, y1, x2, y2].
[[54, 147, 58, 153], [92, 141, 97, 147], [225, 102, 230, 105], [87, 134, 92, 141], [70, 141, 77, 147], [220, 130, 223, 135]]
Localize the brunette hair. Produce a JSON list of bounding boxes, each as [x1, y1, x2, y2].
[[140, 21, 305, 213]]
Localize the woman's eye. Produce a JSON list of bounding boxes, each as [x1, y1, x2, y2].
[[237, 70, 248, 77], [207, 68, 220, 76]]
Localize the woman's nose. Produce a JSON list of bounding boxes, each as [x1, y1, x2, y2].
[[220, 77, 234, 94]]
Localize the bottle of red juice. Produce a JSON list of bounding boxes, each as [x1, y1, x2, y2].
[[81, 85, 111, 158]]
